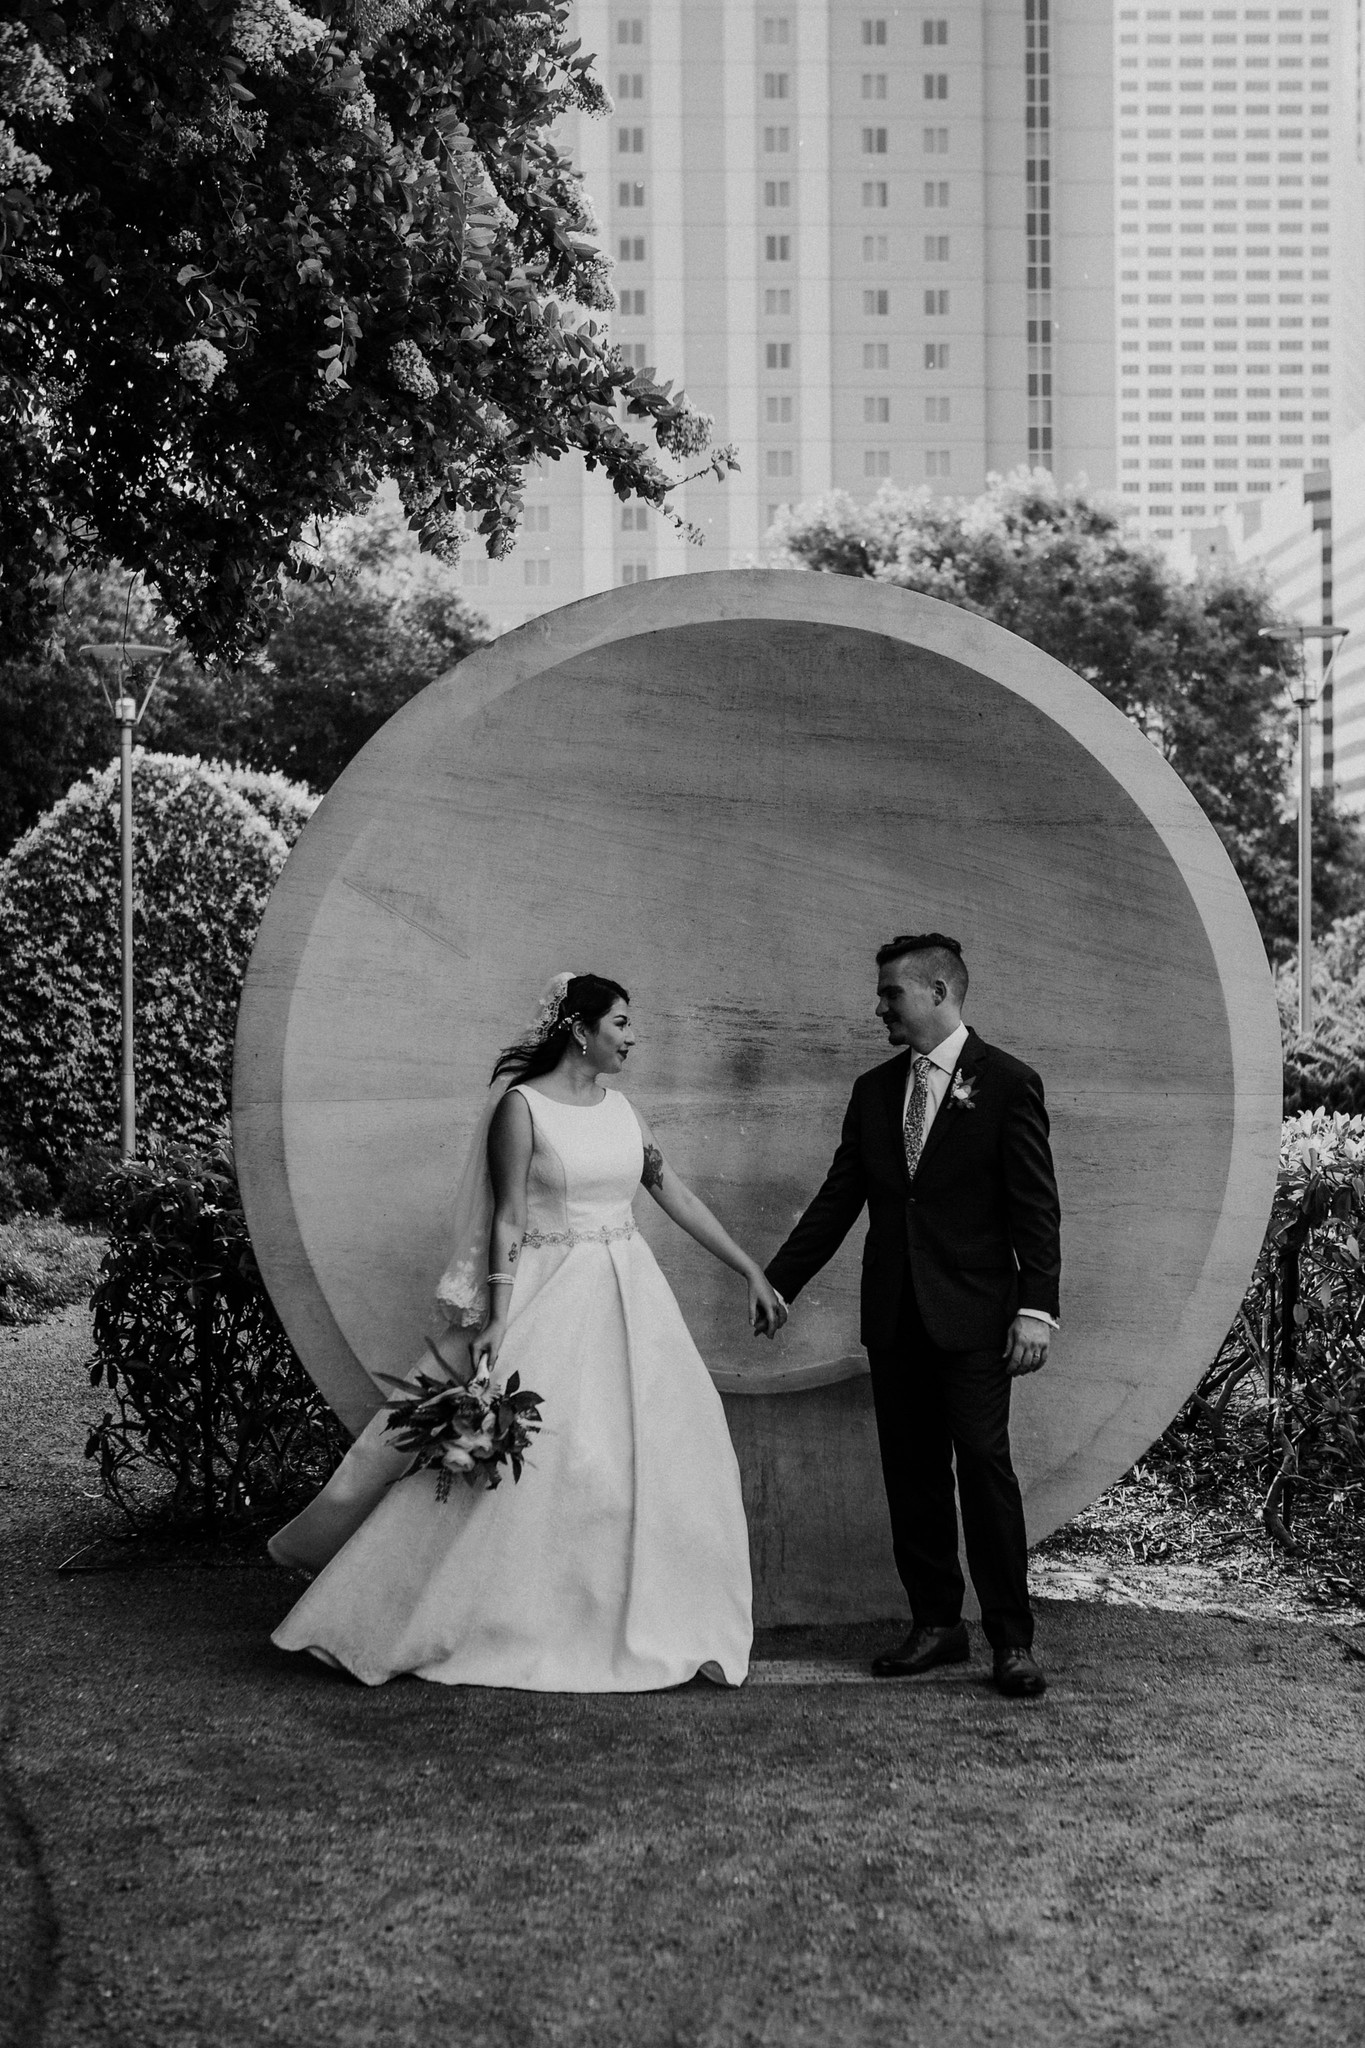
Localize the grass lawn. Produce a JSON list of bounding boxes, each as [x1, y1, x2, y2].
[[3, 1310, 1364, 2048]]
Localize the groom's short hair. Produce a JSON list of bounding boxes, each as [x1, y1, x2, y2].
[[876, 932, 969, 1003]]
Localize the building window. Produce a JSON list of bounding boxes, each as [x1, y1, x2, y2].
[[617, 182, 645, 206], [865, 449, 892, 476], [923, 126, 949, 152], [764, 180, 791, 206], [525, 505, 550, 532], [925, 395, 950, 423], [765, 341, 792, 368], [924, 179, 949, 206], [623, 342, 647, 368], [924, 73, 948, 99], [925, 449, 951, 476], [762, 16, 790, 42], [862, 18, 887, 44], [924, 233, 949, 261], [462, 560, 490, 586], [862, 74, 888, 99], [617, 73, 644, 99], [862, 127, 888, 154], [620, 289, 646, 315], [618, 127, 644, 153], [617, 18, 642, 43], [863, 234, 888, 260], [622, 505, 648, 530], [924, 341, 949, 368], [763, 126, 790, 152], [1025, 0, 1052, 470], [766, 449, 794, 477], [864, 288, 890, 315], [618, 236, 645, 260], [862, 180, 889, 207], [923, 18, 948, 43], [765, 234, 792, 261], [763, 72, 790, 99], [765, 288, 792, 313], [523, 559, 551, 586], [766, 395, 794, 422], [924, 288, 949, 314], [863, 395, 890, 422], [863, 342, 890, 368], [621, 562, 649, 583]]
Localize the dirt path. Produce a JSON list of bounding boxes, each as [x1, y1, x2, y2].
[[3, 1311, 1363, 2048]]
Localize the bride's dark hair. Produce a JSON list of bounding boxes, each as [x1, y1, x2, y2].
[[490, 974, 631, 1086]]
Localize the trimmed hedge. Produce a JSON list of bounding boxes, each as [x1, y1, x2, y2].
[[0, 753, 316, 1182]]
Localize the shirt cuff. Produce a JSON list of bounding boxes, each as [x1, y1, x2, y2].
[[1017, 1308, 1058, 1330]]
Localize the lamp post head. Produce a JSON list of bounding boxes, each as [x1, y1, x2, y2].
[[79, 643, 175, 725]]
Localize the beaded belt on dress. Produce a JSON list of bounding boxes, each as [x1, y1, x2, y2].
[[523, 1220, 637, 1248]]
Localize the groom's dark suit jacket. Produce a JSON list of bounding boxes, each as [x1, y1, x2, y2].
[[767, 1028, 1062, 1353]]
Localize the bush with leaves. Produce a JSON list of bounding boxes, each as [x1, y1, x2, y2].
[[0, 1144, 50, 1222], [0, 752, 316, 1182], [1190, 1110, 1365, 1566], [1278, 910, 1365, 1116], [86, 1135, 348, 1531], [1, 2, 732, 665]]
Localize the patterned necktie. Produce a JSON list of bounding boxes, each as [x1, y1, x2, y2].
[[903, 1055, 933, 1180]]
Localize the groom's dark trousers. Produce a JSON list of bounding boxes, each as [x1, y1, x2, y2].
[[767, 1028, 1061, 1653]]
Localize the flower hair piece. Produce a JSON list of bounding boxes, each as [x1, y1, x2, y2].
[[527, 970, 580, 1045]]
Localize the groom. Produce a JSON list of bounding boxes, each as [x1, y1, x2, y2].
[[766, 933, 1061, 1698]]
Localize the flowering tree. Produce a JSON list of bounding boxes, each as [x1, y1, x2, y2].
[[0, 2, 731, 663]]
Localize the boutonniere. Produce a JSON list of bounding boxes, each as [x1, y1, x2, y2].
[[949, 1073, 977, 1111]]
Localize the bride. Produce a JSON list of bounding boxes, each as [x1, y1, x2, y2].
[[269, 972, 783, 1691]]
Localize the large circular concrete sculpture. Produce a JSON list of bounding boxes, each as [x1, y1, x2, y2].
[[234, 570, 1281, 1624]]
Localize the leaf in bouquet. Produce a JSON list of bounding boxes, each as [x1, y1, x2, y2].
[[505, 1371, 521, 1394]]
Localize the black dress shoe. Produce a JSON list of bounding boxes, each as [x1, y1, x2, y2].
[[993, 1646, 1047, 1697], [871, 1622, 970, 1678]]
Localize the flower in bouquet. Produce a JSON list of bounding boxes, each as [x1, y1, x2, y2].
[[377, 1345, 544, 1502]]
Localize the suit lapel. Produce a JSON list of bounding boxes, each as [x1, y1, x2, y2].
[[913, 1030, 985, 1181]]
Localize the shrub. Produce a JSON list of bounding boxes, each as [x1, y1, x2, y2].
[[0, 1217, 104, 1326], [86, 1134, 348, 1531], [1280, 911, 1365, 1115], [0, 1146, 51, 1222], [1189, 1109, 1365, 1559], [58, 1143, 122, 1226], [0, 752, 314, 1182]]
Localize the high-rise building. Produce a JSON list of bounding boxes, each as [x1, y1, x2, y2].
[[462, 0, 1116, 636], [1115, 1, 1365, 545]]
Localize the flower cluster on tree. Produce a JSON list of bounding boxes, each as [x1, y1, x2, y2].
[[1, 1, 733, 665]]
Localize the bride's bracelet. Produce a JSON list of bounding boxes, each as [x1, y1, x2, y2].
[[487, 1272, 516, 1286]]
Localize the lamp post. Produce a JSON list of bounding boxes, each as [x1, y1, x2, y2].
[[1259, 623, 1349, 1035], [78, 641, 174, 1158]]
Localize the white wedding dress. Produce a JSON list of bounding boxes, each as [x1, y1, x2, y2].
[[270, 1084, 753, 1690]]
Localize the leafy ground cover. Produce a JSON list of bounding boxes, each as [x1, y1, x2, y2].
[[0, 1219, 103, 1327], [3, 1309, 1364, 2047]]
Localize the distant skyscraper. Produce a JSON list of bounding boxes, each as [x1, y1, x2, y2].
[[1114, 0, 1365, 544], [462, 0, 1116, 636]]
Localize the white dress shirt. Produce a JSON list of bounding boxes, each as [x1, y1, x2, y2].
[[903, 1023, 1057, 1331]]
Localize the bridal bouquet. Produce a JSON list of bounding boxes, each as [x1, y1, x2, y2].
[[378, 1347, 544, 1501]]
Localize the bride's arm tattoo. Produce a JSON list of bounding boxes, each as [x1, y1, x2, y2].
[[641, 1143, 665, 1192]]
